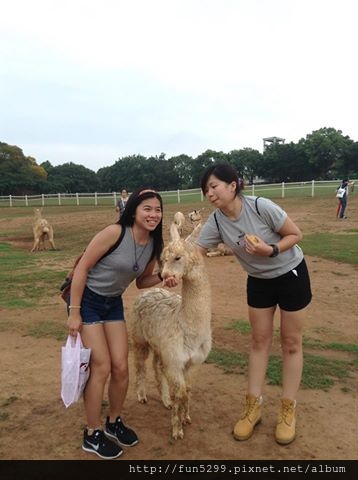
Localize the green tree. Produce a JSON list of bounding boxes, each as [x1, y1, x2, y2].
[[0, 142, 47, 194], [46, 163, 99, 193], [191, 150, 229, 188], [168, 154, 194, 189], [299, 127, 353, 180], [228, 148, 262, 184], [259, 143, 311, 182]]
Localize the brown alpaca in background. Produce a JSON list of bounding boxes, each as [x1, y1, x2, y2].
[[31, 208, 56, 252]]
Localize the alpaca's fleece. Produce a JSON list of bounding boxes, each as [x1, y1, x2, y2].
[[131, 223, 211, 439], [173, 211, 186, 235], [31, 208, 56, 252]]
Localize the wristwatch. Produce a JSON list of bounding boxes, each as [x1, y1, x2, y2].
[[269, 244, 280, 258]]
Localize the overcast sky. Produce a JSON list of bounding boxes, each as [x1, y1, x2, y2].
[[1, 0, 358, 172]]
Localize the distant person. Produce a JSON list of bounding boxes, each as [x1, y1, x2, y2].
[[336, 179, 350, 219], [116, 189, 129, 217]]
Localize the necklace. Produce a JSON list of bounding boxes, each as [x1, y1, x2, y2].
[[131, 228, 150, 272]]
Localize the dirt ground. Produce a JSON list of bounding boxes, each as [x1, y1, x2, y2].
[[0, 196, 357, 460]]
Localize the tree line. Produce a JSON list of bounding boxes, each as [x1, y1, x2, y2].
[[1, 127, 357, 196]]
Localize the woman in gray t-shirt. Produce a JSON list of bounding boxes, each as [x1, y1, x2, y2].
[[197, 164, 312, 446]]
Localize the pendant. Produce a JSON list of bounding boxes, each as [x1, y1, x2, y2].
[[133, 263, 139, 272]]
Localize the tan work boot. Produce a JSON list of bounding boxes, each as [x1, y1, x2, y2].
[[233, 394, 262, 441], [275, 398, 296, 445]]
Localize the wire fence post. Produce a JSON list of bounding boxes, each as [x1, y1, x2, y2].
[[76, 193, 79, 206], [95, 192, 98, 206], [311, 180, 315, 197], [282, 182, 285, 198], [9, 195, 12, 207], [58, 193, 61, 206], [25, 195, 28, 207], [42, 194, 45, 206], [177, 190, 180, 203], [113, 192, 117, 206]]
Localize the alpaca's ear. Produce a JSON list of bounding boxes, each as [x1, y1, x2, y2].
[[170, 222, 181, 242], [185, 222, 202, 244]]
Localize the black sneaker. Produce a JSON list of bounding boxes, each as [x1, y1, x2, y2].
[[105, 416, 139, 447], [82, 428, 123, 459]]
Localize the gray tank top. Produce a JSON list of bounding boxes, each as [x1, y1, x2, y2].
[[86, 227, 154, 297]]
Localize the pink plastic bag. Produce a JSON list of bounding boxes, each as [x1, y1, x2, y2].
[[61, 333, 91, 408]]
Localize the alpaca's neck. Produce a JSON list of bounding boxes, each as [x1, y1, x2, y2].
[[181, 264, 211, 323]]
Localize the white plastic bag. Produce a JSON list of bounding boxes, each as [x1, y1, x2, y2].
[[336, 187, 345, 198], [61, 333, 91, 408]]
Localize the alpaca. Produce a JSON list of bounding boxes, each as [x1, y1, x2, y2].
[[31, 208, 56, 252], [173, 211, 186, 235], [131, 221, 211, 439], [206, 243, 234, 257], [188, 208, 204, 228]]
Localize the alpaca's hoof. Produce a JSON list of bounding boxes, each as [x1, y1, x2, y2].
[[172, 429, 184, 440], [162, 397, 172, 409], [183, 414, 191, 425], [137, 393, 148, 404]]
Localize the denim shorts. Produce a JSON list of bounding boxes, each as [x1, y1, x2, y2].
[[67, 286, 125, 324], [247, 258, 312, 312]]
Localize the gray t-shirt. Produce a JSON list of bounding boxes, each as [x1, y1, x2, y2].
[[197, 195, 303, 279], [86, 227, 154, 296]]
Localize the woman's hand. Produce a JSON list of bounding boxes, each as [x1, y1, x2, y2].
[[162, 276, 178, 288], [244, 234, 272, 256], [67, 311, 82, 337]]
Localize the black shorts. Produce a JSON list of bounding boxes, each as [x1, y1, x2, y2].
[[247, 259, 312, 312]]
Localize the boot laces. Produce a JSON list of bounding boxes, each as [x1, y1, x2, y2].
[[242, 397, 258, 420], [280, 402, 294, 424]]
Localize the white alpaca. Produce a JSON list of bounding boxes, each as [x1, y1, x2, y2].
[[188, 208, 204, 228], [173, 211, 186, 235], [206, 243, 234, 257], [31, 208, 56, 252], [131, 222, 211, 439]]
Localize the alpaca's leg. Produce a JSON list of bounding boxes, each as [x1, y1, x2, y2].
[[183, 366, 196, 424], [164, 365, 187, 439], [152, 353, 171, 409], [133, 340, 150, 403], [31, 237, 40, 252], [48, 229, 56, 250]]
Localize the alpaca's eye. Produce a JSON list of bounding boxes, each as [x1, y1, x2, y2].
[[175, 256, 181, 261]]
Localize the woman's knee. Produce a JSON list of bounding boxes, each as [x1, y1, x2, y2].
[[91, 361, 111, 381], [111, 359, 129, 379], [251, 333, 272, 352], [281, 334, 302, 355]]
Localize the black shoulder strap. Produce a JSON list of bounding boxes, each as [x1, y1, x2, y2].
[[99, 225, 125, 261], [255, 196, 261, 216], [213, 212, 223, 241], [214, 197, 261, 238]]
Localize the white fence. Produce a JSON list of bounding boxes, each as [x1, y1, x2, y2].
[[0, 180, 353, 207]]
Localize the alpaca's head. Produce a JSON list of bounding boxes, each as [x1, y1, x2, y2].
[[188, 209, 203, 224], [34, 208, 43, 219], [160, 222, 203, 281]]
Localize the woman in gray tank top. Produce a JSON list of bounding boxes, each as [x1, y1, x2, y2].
[[66, 187, 174, 459], [197, 164, 312, 447]]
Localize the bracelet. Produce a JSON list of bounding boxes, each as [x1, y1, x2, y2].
[[68, 305, 81, 309], [157, 272, 163, 281]]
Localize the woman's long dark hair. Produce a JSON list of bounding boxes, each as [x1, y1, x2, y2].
[[118, 187, 164, 262], [200, 163, 243, 196]]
